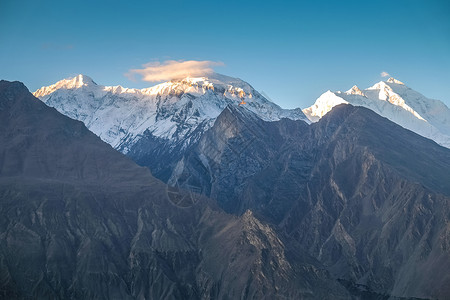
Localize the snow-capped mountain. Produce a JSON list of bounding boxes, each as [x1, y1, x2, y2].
[[303, 77, 450, 148], [34, 74, 308, 153]]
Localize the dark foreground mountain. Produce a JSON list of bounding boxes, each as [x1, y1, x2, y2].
[[0, 81, 348, 299], [172, 104, 450, 299]]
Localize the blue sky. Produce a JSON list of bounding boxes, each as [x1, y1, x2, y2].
[[1, 0, 449, 108]]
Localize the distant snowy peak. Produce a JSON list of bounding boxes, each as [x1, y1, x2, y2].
[[386, 77, 404, 85], [34, 73, 307, 153], [345, 85, 365, 96], [139, 73, 256, 99], [302, 91, 348, 123], [303, 78, 450, 148], [366, 80, 426, 120], [34, 74, 97, 97]]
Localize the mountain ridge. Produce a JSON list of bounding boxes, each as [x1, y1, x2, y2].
[[303, 77, 450, 148]]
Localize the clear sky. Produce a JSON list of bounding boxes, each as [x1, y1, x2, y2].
[[1, 0, 449, 109]]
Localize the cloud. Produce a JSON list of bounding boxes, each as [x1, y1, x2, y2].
[[380, 71, 390, 77], [126, 60, 224, 82]]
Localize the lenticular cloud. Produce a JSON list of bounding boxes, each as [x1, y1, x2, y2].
[[127, 60, 224, 82]]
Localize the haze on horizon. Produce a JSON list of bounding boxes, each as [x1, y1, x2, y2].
[[0, 0, 449, 108]]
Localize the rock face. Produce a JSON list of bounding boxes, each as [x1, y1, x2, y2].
[[168, 105, 310, 214], [303, 78, 450, 148], [0, 81, 348, 299], [172, 104, 450, 299]]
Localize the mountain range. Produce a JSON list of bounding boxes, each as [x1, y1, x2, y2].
[[0, 80, 346, 299], [34, 74, 450, 152], [1, 73, 450, 299]]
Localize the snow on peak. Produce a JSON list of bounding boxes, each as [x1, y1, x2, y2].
[[140, 73, 255, 100], [71, 74, 96, 86], [364, 80, 426, 120], [345, 85, 365, 96], [34, 74, 97, 97], [302, 90, 348, 122], [386, 77, 404, 85], [180, 72, 249, 87], [303, 78, 450, 148]]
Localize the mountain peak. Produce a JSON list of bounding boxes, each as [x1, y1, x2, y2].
[[304, 76, 450, 148], [33, 74, 97, 97], [168, 72, 253, 93], [0, 80, 29, 94], [55, 74, 97, 88], [0, 80, 31, 109], [345, 85, 365, 96], [140, 72, 257, 101], [173, 72, 245, 85], [386, 77, 404, 85], [64, 74, 97, 88]]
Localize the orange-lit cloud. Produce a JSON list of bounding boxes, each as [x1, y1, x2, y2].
[[380, 71, 390, 77], [126, 60, 224, 82]]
